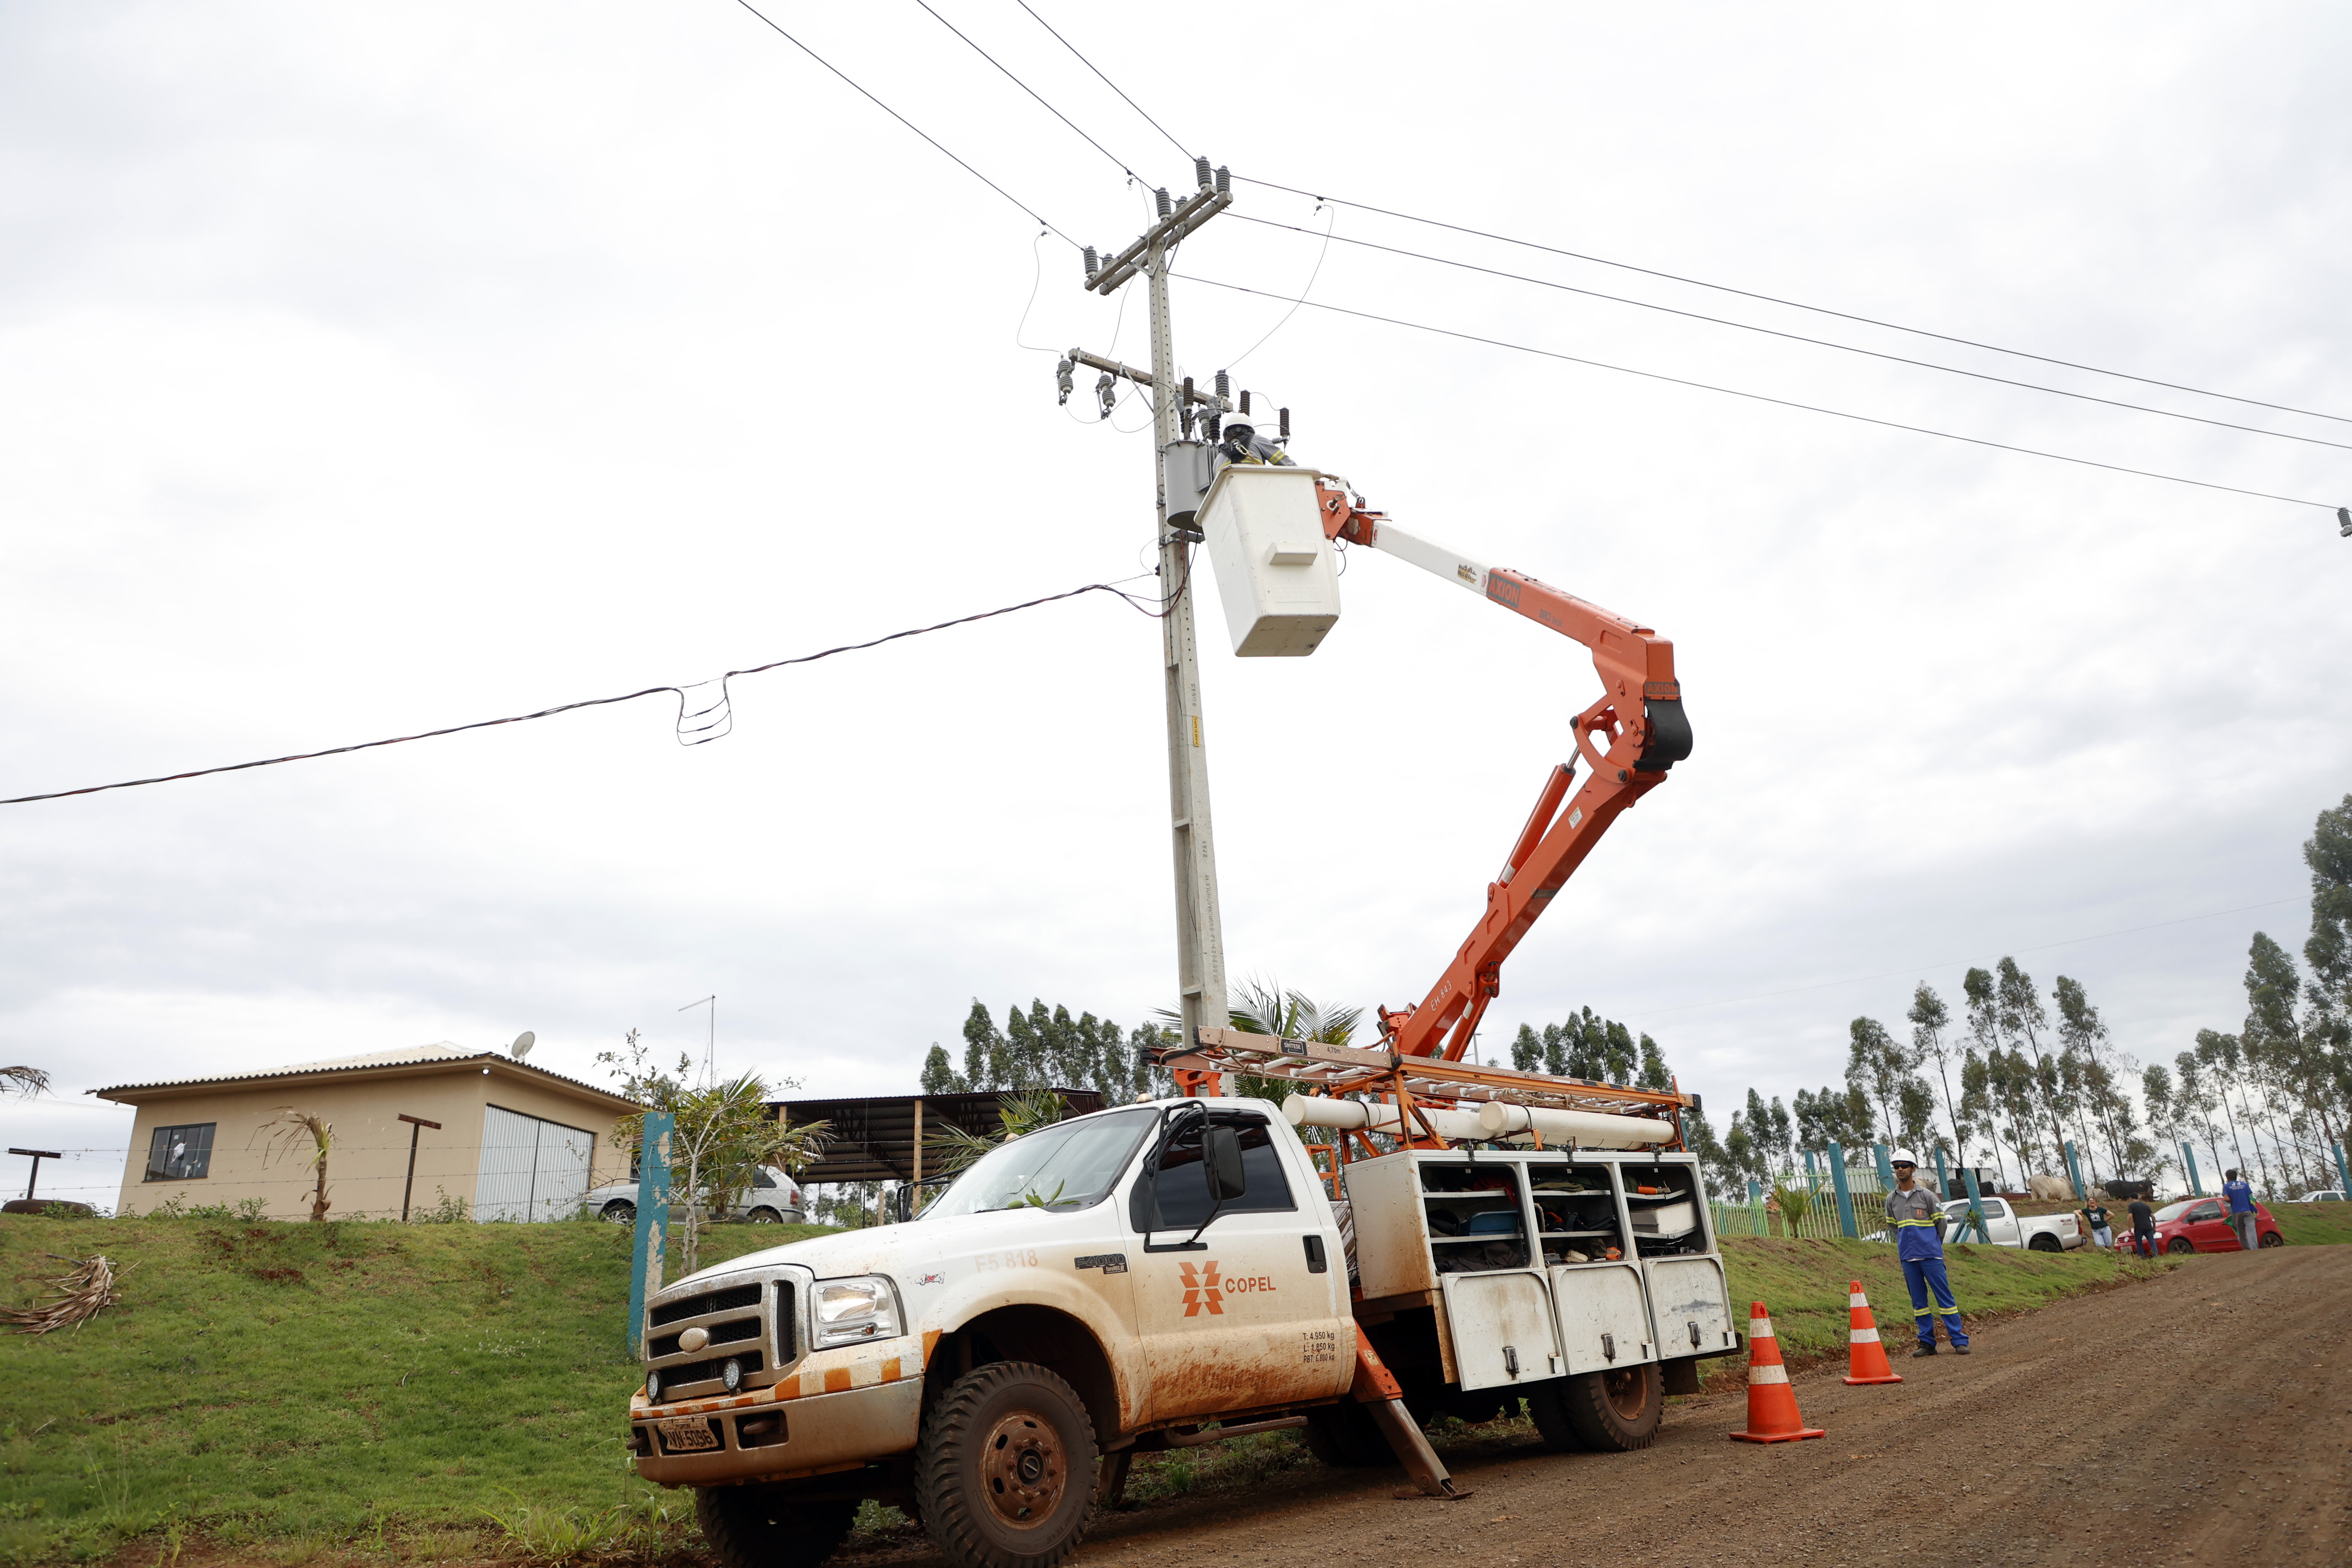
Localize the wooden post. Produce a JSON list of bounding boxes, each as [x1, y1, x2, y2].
[[396, 1114, 441, 1222]]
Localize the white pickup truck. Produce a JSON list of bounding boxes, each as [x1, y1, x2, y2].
[[627, 1095, 1740, 1568], [1940, 1194, 2084, 1252]]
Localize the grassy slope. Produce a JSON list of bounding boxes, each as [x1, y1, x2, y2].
[[4, 1208, 2343, 1563], [0, 1215, 820, 1565]]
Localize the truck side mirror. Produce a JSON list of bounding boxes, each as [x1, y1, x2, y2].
[[1203, 1126, 1248, 1202]]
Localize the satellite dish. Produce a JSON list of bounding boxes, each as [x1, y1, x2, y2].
[[511, 1031, 536, 1060]]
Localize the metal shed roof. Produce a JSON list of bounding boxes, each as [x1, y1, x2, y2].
[[773, 1089, 1109, 1184], [91, 1042, 641, 1112]]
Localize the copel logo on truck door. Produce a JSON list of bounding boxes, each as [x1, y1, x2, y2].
[[1179, 1261, 1222, 1315]]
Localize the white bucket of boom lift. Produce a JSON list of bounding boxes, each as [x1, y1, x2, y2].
[[1194, 465, 1341, 656]]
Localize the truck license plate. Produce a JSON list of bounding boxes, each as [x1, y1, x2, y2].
[[658, 1417, 719, 1452]]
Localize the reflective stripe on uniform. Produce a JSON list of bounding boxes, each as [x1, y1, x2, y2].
[[1748, 1363, 1789, 1385]]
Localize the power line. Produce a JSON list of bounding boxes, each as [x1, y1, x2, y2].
[[1227, 213, 2352, 455], [728, 0, 1078, 246], [1, 579, 1164, 807], [1011, 0, 1194, 163], [1231, 175, 2352, 429], [1178, 273, 2345, 512], [910, 0, 1144, 182]]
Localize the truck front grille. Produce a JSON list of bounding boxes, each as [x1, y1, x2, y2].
[[643, 1274, 798, 1401]]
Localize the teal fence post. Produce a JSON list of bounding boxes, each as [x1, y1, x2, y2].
[[2183, 1143, 2204, 1197], [626, 1112, 674, 1355], [1804, 1148, 1817, 1179], [2335, 1142, 2350, 1197], [1872, 1142, 1895, 1191], [2063, 1140, 2086, 1198], [1933, 1147, 1952, 1200], [1827, 1141, 1858, 1238], [1958, 1164, 1992, 1243], [1747, 1179, 1764, 1203]]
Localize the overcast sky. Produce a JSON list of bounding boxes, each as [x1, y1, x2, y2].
[[5, 3, 2348, 1206]]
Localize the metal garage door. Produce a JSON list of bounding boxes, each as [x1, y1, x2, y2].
[[476, 1105, 597, 1222]]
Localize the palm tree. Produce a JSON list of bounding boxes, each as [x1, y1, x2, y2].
[[1, 1066, 51, 1097]]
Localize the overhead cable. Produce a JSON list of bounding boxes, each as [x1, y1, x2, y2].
[[1230, 175, 2352, 428], [910, 0, 1146, 182], [1, 579, 1167, 806], [1011, 0, 1195, 163], [728, 0, 1078, 245], [1228, 213, 2352, 454], [1177, 274, 2344, 512]]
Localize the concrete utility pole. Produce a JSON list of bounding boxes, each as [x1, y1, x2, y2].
[[1069, 162, 1234, 1085]]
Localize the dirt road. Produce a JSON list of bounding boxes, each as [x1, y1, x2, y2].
[[884, 1245, 2352, 1568]]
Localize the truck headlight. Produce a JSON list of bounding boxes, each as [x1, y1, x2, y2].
[[812, 1275, 902, 1348]]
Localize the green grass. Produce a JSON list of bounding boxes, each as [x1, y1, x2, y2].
[[2271, 1202, 2352, 1247], [1714, 1234, 2184, 1366], [0, 1213, 827, 1565]]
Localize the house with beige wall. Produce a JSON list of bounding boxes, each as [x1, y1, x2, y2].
[[95, 1044, 642, 1222]]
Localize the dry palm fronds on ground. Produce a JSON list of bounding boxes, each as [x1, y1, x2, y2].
[[2, 1253, 126, 1335]]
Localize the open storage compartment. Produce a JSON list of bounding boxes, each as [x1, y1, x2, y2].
[[1418, 1161, 1529, 1274]]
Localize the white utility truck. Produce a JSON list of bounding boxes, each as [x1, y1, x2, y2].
[[628, 1031, 1737, 1568]]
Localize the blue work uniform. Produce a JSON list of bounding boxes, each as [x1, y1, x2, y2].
[[1886, 1185, 1969, 1348]]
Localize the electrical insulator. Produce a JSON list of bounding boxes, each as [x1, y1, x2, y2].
[[1095, 371, 1116, 421], [1055, 358, 1075, 405], [1279, 407, 1290, 440], [1216, 165, 1230, 196], [1239, 389, 1251, 416], [1083, 245, 1098, 282], [1194, 155, 1212, 190], [1155, 187, 1172, 219], [1214, 370, 1230, 402]]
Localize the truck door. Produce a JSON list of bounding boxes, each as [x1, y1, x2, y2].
[[1124, 1107, 1353, 1424], [1976, 1197, 2020, 1246]]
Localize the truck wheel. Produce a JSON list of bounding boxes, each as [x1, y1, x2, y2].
[[1557, 1365, 1663, 1452], [694, 1485, 857, 1568], [915, 1361, 1096, 1568], [600, 1200, 636, 1224], [1302, 1400, 1393, 1468], [2028, 1233, 2061, 1253], [1524, 1379, 1587, 1454]]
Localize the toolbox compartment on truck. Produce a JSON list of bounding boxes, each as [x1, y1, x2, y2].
[[1344, 1147, 1730, 1393]]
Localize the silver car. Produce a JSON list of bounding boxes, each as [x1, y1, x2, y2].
[[587, 1164, 804, 1225]]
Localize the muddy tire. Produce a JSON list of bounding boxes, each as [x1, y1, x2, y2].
[[1524, 1378, 1587, 1453], [2028, 1233, 2062, 1253], [694, 1486, 857, 1568], [1556, 1364, 1663, 1452], [1302, 1400, 1393, 1468], [915, 1361, 1096, 1568]]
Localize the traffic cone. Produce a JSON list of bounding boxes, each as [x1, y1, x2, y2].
[[1841, 1280, 1903, 1385], [1728, 1300, 1825, 1443]]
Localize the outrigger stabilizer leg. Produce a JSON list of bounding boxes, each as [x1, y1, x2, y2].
[[1352, 1327, 1472, 1501]]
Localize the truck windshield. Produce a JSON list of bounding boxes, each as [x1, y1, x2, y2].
[[923, 1109, 1158, 1218]]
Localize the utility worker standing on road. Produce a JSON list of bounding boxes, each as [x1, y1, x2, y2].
[[1885, 1150, 1971, 1357], [2222, 1169, 2258, 1251], [1211, 410, 1295, 474]]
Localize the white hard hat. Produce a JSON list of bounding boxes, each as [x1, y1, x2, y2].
[[1890, 1148, 1920, 1167], [1222, 405, 1255, 429]]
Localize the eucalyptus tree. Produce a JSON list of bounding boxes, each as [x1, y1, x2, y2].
[[1908, 983, 1969, 1168]]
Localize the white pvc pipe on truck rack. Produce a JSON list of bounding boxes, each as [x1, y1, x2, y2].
[[1475, 1100, 1676, 1147], [1281, 1096, 1493, 1142]]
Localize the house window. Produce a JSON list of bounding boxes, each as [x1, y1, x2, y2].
[[145, 1123, 216, 1182]]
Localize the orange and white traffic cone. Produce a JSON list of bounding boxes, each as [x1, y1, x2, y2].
[[1728, 1300, 1826, 1443], [1841, 1279, 1903, 1386]]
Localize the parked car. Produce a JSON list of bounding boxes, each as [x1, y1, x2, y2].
[[1939, 1195, 2084, 1251], [588, 1165, 804, 1225], [2147, 1196, 2284, 1252], [2287, 1189, 2345, 1204]]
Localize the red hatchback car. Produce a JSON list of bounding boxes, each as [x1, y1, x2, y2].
[[2148, 1197, 2284, 1253]]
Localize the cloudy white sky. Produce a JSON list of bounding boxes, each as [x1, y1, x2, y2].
[[5, 3, 2348, 1206]]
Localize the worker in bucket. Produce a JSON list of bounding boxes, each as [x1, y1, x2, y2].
[[1884, 1150, 1970, 1357], [1211, 408, 1295, 473]]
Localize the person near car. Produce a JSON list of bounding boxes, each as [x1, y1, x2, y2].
[[2126, 1196, 2157, 1258], [2222, 1170, 2258, 1251], [2080, 1198, 2113, 1250], [1884, 1150, 1970, 1356]]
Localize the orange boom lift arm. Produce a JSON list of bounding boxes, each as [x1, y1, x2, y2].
[[1314, 480, 1693, 1063]]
